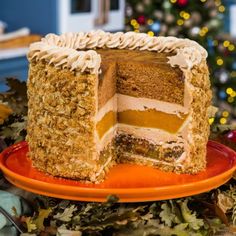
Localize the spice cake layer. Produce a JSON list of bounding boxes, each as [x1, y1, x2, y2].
[[27, 31, 211, 182]]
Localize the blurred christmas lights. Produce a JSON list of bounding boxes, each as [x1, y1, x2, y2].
[[126, 0, 236, 124]]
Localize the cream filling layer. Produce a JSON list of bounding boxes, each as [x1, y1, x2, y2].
[[96, 95, 117, 122], [117, 93, 188, 114], [117, 124, 184, 146], [123, 152, 184, 168], [96, 93, 188, 123]]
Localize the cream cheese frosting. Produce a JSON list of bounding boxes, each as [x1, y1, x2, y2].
[[28, 42, 101, 74], [122, 153, 184, 168], [96, 95, 117, 122], [28, 30, 207, 73], [117, 94, 188, 115], [96, 93, 189, 123], [117, 124, 184, 144]]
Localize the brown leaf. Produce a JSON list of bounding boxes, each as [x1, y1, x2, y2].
[[40, 226, 57, 235], [233, 171, 236, 180], [0, 103, 12, 124], [229, 225, 236, 232], [0, 78, 27, 115], [214, 204, 229, 226], [34, 208, 52, 231]]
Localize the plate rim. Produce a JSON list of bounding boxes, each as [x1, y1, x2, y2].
[[0, 140, 236, 195]]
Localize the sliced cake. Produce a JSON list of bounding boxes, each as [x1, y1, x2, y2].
[[27, 31, 212, 182]]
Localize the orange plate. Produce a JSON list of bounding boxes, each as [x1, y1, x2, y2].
[[0, 141, 236, 202]]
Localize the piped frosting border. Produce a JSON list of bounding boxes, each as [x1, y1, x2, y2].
[[28, 30, 207, 74]]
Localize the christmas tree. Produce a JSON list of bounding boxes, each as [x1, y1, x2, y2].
[[125, 0, 236, 125]]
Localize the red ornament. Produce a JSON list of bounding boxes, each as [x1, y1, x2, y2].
[[224, 51, 229, 56], [225, 130, 236, 143], [137, 15, 146, 25], [177, 0, 188, 7]]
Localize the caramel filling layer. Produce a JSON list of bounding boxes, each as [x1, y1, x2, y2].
[[96, 109, 188, 139], [96, 111, 117, 139], [118, 109, 188, 134]]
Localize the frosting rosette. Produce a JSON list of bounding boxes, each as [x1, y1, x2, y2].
[[28, 30, 207, 73]]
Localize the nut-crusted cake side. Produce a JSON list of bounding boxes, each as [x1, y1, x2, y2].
[[28, 62, 94, 181], [27, 44, 115, 182], [27, 30, 212, 182], [180, 60, 211, 173]]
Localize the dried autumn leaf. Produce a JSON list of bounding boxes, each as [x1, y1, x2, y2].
[[160, 202, 175, 227], [57, 228, 82, 236], [0, 78, 27, 115], [178, 199, 204, 230], [229, 225, 236, 233], [214, 203, 229, 226], [217, 193, 234, 213], [0, 114, 27, 145], [54, 205, 77, 222], [34, 208, 52, 231], [0, 103, 12, 124], [24, 217, 37, 233], [233, 171, 236, 180]]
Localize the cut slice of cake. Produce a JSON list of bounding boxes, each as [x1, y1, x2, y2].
[[27, 31, 212, 182]]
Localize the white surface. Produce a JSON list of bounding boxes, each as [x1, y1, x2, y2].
[[100, 0, 125, 31], [58, 0, 95, 33], [58, 0, 124, 33], [0, 28, 30, 42], [230, 5, 236, 37], [0, 47, 28, 60], [0, 21, 7, 35]]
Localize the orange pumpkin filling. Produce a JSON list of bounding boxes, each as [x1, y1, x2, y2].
[[96, 111, 117, 139], [96, 109, 188, 139], [118, 109, 188, 133]]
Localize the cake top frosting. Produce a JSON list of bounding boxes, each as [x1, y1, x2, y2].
[[28, 30, 207, 74]]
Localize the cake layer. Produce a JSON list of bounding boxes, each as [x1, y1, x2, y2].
[[116, 133, 184, 167], [98, 49, 185, 106], [98, 60, 117, 109], [119, 152, 182, 173]]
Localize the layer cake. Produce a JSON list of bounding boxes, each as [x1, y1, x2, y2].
[[27, 31, 212, 182]]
